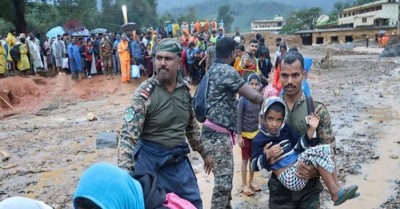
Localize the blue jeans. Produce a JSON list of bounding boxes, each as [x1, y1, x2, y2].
[[133, 139, 203, 209]]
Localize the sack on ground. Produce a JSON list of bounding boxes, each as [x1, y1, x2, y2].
[[192, 73, 209, 123], [62, 58, 69, 69], [130, 65, 140, 78]]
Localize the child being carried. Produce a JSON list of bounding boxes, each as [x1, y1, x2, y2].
[[251, 96, 360, 206]]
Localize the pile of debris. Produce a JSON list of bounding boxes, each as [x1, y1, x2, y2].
[[380, 35, 400, 57]]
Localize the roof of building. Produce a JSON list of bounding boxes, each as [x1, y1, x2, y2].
[[252, 19, 285, 23], [294, 26, 397, 34], [343, 0, 397, 12]]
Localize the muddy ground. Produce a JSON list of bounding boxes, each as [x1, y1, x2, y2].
[[0, 45, 399, 209]]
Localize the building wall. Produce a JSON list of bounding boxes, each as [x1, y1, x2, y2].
[[338, 2, 398, 27], [381, 4, 398, 25], [310, 28, 396, 44], [251, 21, 284, 32], [354, 15, 375, 27]]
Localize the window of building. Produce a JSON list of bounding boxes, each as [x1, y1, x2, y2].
[[362, 17, 367, 23], [345, 36, 353, 42], [331, 36, 339, 43], [316, 37, 324, 44]]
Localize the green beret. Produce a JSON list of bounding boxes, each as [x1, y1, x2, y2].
[[153, 38, 182, 56]]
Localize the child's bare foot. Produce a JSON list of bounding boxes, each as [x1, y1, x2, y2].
[[250, 183, 261, 192], [242, 185, 255, 196]]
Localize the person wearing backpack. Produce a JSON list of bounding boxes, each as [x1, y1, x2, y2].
[[263, 51, 336, 209], [199, 37, 264, 209], [118, 38, 211, 209], [16, 37, 30, 77]]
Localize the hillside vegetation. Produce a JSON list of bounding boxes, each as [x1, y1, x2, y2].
[[157, 0, 360, 31]]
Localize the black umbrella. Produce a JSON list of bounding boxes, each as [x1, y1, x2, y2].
[[121, 22, 138, 32]]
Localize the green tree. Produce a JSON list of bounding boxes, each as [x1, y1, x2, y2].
[[101, 0, 124, 32], [159, 13, 176, 26], [0, 0, 159, 35], [329, 2, 350, 21], [217, 5, 234, 33], [25, 2, 60, 36], [177, 6, 198, 26], [280, 7, 322, 35], [0, 0, 27, 33]]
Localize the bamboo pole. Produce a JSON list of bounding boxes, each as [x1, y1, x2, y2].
[[0, 95, 14, 109]]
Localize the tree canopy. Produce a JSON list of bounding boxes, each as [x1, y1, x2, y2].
[[0, 0, 159, 35], [280, 7, 322, 35], [217, 5, 234, 33]]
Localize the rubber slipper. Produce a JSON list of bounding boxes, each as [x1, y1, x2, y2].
[[350, 192, 360, 199], [334, 185, 358, 206]]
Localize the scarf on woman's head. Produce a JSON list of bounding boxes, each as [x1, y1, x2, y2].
[[73, 163, 145, 209]]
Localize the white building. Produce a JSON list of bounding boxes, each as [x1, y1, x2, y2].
[[338, 0, 398, 28], [251, 15, 285, 33]]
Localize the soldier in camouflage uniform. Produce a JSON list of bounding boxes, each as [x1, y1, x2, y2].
[[100, 36, 114, 79], [265, 51, 336, 209], [200, 37, 264, 209], [118, 38, 211, 209]]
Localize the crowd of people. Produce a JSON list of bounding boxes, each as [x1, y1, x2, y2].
[[1, 20, 360, 209], [0, 18, 232, 82]]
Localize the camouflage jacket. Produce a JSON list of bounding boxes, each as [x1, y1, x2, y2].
[[118, 76, 206, 172], [206, 61, 245, 131]]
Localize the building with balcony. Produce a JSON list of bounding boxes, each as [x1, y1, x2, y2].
[[251, 15, 285, 33], [338, 0, 398, 28], [295, 0, 398, 45]]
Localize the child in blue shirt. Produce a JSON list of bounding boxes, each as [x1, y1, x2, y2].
[[251, 96, 359, 206]]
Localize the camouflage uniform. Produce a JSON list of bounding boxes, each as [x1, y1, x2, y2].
[[100, 38, 113, 76], [201, 60, 245, 209], [118, 76, 207, 208], [268, 95, 335, 209], [205, 46, 216, 70]]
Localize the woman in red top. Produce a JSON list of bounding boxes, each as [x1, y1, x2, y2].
[[272, 45, 287, 93], [84, 40, 94, 78]]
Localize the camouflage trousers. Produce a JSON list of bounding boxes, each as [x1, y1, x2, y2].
[[201, 126, 233, 209], [268, 173, 323, 209]]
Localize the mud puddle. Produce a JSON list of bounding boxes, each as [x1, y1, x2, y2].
[[334, 68, 400, 209]]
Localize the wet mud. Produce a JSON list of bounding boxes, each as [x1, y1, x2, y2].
[[0, 46, 399, 209]]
